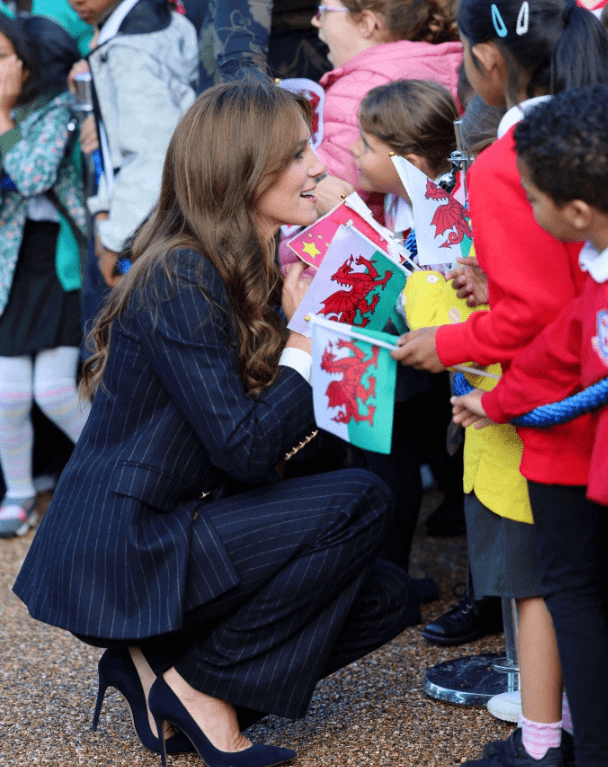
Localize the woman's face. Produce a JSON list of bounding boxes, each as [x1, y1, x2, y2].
[[311, 0, 364, 68], [255, 115, 326, 242], [0, 31, 16, 63], [350, 129, 404, 195]]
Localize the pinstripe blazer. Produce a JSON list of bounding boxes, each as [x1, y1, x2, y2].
[[14, 248, 316, 640]]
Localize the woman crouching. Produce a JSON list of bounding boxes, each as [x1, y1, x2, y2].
[[13, 76, 419, 766]]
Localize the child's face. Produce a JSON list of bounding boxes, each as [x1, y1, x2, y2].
[[517, 157, 580, 242], [69, 0, 119, 26], [350, 129, 405, 196]]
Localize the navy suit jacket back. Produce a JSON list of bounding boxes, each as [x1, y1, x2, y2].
[[14, 249, 316, 639]]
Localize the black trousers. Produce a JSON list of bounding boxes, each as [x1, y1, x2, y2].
[[83, 469, 420, 722], [528, 481, 608, 767]]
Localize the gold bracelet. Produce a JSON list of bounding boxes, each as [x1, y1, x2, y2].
[[283, 430, 319, 461]]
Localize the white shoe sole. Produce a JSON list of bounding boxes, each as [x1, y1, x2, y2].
[[487, 689, 521, 723], [0, 511, 39, 538]]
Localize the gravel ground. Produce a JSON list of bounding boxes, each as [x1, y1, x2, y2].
[[0, 489, 512, 767]]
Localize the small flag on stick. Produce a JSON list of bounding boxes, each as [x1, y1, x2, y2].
[[289, 225, 408, 337], [310, 315, 398, 454], [392, 157, 473, 267], [287, 192, 413, 269]]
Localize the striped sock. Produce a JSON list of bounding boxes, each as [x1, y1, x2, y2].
[[521, 715, 562, 760]]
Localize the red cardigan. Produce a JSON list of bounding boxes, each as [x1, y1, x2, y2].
[[482, 270, 608, 504], [435, 127, 594, 485]]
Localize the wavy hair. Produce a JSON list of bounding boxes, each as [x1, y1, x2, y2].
[[81, 77, 311, 400], [342, 0, 459, 43]]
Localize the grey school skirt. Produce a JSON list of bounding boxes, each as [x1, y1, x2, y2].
[[465, 492, 542, 600]]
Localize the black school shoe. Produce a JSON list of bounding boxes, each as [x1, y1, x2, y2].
[[463, 728, 564, 766], [483, 729, 574, 767], [421, 588, 503, 646]]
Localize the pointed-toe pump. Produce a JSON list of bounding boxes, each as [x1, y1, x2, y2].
[[148, 676, 296, 767], [92, 648, 194, 755]]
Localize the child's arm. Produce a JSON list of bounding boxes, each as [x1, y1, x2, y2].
[[480, 292, 584, 423]]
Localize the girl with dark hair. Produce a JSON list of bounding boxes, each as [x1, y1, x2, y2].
[[0, 14, 90, 538], [13, 77, 417, 766], [392, 1, 608, 766]]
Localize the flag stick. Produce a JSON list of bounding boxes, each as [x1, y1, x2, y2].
[[309, 315, 501, 380]]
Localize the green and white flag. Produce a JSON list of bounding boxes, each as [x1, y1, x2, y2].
[[310, 315, 398, 454]]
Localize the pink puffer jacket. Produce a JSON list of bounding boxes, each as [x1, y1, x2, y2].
[[317, 39, 463, 215]]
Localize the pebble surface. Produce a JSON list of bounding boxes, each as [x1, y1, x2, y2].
[[0, 490, 512, 767]]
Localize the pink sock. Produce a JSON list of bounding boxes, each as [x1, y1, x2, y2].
[[521, 715, 562, 760], [562, 692, 573, 735]]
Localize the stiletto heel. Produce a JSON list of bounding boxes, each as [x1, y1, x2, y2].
[[91, 675, 109, 731], [91, 648, 194, 754], [148, 676, 296, 767]]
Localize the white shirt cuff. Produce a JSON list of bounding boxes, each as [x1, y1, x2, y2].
[[279, 347, 313, 385]]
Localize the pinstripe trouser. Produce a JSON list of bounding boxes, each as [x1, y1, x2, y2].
[[139, 469, 420, 720]]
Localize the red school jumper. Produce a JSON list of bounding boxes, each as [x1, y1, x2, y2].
[[434, 124, 595, 486], [482, 245, 608, 505]]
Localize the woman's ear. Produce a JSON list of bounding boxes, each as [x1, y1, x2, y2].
[[356, 9, 388, 41]]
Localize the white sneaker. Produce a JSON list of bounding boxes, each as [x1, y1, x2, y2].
[[487, 689, 521, 723]]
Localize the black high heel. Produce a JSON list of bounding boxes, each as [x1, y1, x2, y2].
[[92, 648, 194, 754], [148, 676, 296, 767]]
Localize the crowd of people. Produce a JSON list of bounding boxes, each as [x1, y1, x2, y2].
[[2, 0, 608, 766]]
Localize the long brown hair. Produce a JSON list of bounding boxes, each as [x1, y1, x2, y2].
[[358, 79, 459, 177], [81, 77, 311, 400], [342, 0, 459, 43]]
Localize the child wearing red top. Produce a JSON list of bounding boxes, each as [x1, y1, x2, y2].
[[453, 85, 608, 767]]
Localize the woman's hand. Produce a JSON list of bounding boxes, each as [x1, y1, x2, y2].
[[451, 388, 494, 429], [79, 114, 99, 154], [446, 256, 488, 307], [282, 261, 312, 322], [391, 326, 445, 372], [314, 175, 355, 217], [94, 212, 121, 287], [0, 54, 23, 130], [67, 59, 90, 95]]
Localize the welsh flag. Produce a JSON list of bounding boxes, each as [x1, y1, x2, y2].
[[310, 315, 397, 454], [289, 225, 407, 337], [392, 156, 473, 267]]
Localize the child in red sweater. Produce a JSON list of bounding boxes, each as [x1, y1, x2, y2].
[[453, 84, 608, 767]]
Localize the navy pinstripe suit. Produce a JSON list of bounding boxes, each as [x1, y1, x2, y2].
[[14, 248, 419, 720]]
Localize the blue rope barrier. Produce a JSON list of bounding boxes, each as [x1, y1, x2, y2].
[[453, 372, 608, 428]]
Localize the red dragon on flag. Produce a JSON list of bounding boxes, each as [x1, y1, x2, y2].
[[319, 255, 392, 326], [321, 339, 379, 425], [425, 179, 472, 248]]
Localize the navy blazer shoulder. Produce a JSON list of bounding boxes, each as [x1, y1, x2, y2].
[[14, 248, 316, 640]]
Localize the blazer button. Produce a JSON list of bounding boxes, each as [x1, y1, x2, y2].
[[192, 510, 199, 520]]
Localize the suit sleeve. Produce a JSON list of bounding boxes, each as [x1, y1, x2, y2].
[[136, 255, 316, 484], [435, 134, 583, 368], [482, 294, 584, 423]]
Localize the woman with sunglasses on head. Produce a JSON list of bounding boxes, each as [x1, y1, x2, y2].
[[310, 0, 463, 221]]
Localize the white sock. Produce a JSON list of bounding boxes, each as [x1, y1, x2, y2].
[[0, 355, 35, 499], [33, 347, 90, 443]]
